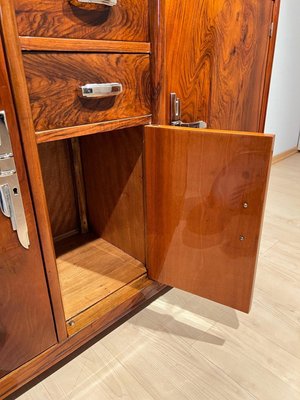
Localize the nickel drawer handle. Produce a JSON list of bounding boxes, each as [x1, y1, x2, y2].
[[79, 83, 123, 99], [69, 0, 117, 8]]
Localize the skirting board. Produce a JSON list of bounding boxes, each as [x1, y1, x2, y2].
[[272, 147, 298, 164]]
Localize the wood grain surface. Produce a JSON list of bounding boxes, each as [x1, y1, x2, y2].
[[35, 115, 151, 143], [145, 126, 274, 313], [38, 141, 80, 241], [149, 0, 168, 124], [15, 0, 149, 42], [80, 127, 145, 263], [0, 0, 68, 340], [65, 274, 152, 336], [20, 37, 150, 53], [165, 0, 274, 131], [55, 234, 146, 322], [0, 33, 57, 378], [23, 53, 151, 132], [259, 0, 281, 131]]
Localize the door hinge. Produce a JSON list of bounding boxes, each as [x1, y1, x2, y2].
[[269, 22, 274, 38], [170, 93, 207, 129]]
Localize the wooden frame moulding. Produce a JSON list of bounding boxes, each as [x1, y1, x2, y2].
[[259, 0, 281, 132], [149, 0, 168, 124], [35, 115, 152, 143], [20, 36, 151, 53], [0, 0, 68, 341]]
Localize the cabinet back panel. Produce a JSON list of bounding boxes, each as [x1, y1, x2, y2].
[[166, 0, 274, 131], [80, 127, 145, 263], [39, 141, 80, 240]]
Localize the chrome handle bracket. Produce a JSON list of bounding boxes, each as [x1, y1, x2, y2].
[[79, 83, 123, 99], [0, 111, 30, 249], [78, 0, 117, 5], [69, 0, 117, 9], [170, 92, 207, 129]]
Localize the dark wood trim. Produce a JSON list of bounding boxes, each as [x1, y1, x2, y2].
[[20, 36, 151, 53], [35, 115, 152, 143], [70, 138, 89, 235], [149, 0, 168, 124], [0, 0, 68, 341], [259, 0, 281, 132], [0, 281, 166, 399]]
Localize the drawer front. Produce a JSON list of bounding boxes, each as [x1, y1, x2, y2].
[[23, 53, 151, 132], [15, 0, 149, 42]]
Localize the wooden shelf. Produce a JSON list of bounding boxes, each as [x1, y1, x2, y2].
[[55, 234, 147, 321], [35, 115, 152, 144]]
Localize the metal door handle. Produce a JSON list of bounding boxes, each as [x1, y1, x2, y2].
[[0, 111, 30, 249], [79, 83, 123, 99], [69, 0, 117, 8]]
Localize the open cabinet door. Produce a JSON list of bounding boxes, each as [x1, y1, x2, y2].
[[145, 125, 274, 313]]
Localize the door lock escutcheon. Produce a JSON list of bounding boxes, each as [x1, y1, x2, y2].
[[170, 93, 207, 129]]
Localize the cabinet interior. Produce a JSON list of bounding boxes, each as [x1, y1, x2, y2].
[[38, 126, 148, 330]]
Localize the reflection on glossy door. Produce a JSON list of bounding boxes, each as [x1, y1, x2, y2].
[[145, 126, 274, 312]]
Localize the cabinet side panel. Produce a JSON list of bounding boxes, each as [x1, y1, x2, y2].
[[80, 127, 145, 263]]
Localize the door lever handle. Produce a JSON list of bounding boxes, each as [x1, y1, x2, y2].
[[170, 93, 207, 129], [0, 111, 30, 249]]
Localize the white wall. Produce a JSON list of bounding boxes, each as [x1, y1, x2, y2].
[[264, 0, 300, 155]]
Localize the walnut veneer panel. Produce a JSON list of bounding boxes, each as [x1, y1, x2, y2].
[[165, 0, 274, 131], [39, 141, 80, 240], [55, 234, 146, 321], [80, 127, 145, 263], [145, 126, 274, 313], [0, 33, 57, 378], [15, 0, 149, 42], [23, 53, 151, 132]]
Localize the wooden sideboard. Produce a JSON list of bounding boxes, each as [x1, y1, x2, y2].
[[0, 0, 280, 397]]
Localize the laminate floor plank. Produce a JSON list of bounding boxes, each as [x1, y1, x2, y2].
[[15, 154, 300, 400]]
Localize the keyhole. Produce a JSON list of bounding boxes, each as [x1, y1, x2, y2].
[[13, 187, 18, 195]]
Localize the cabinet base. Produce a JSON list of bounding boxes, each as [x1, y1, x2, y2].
[[0, 282, 168, 399]]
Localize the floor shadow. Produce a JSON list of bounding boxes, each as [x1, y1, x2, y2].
[[161, 289, 240, 329], [130, 308, 225, 345]]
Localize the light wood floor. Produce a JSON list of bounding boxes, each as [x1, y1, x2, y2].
[[15, 154, 300, 400]]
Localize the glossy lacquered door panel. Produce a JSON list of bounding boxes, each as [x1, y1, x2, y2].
[[165, 0, 274, 131], [0, 36, 57, 378], [145, 126, 274, 312]]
